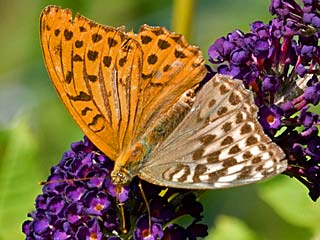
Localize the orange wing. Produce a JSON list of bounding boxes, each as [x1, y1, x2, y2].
[[40, 6, 206, 160], [127, 26, 206, 141]]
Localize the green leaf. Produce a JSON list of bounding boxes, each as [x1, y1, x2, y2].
[[0, 116, 43, 239], [202, 178, 313, 240], [259, 175, 320, 233], [207, 215, 259, 240]]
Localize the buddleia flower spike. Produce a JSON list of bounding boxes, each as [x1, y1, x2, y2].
[[209, 0, 320, 201]]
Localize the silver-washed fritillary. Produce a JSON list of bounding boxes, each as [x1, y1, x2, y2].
[[40, 5, 287, 189]]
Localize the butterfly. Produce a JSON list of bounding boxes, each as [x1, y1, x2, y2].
[[40, 5, 287, 189]]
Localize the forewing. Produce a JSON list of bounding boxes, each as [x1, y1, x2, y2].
[[139, 74, 287, 189], [41, 6, 138, 159], [40, 6, 206, 161]]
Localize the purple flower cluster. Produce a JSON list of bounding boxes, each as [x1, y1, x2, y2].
[[22, 137, 207, 239], [208, 0, 320, 200]]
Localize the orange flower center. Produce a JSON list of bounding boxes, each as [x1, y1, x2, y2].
[[266, 114, 275, 125], [90, 233, 97, 240], [95, 204, 103, 211], [142, 229, 151, 238]]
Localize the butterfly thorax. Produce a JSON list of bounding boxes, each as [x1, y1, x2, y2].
[[111, 89, 196, 185], [111, 142, 149, 185]]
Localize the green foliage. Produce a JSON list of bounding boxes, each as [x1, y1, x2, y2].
[[208, 215, 260, 240], [260, 177, 320, 236], [0, 117, 43, 239], [203, 177, 317, 240]]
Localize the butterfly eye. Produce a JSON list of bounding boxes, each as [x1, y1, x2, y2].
[[111, 169, 131, 185]]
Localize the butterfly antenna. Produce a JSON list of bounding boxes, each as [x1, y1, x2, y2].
[[138, 181, 151, 233], [38, 176, 103, 185]]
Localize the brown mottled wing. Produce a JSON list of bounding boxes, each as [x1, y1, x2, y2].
[[139, 74, 287, 189], [40, 6, 206, 160]]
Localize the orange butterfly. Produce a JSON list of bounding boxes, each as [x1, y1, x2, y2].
[[40, 6, 287, 189]]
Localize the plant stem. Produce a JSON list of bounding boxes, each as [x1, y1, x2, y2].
[[172, 0, 196, 41]]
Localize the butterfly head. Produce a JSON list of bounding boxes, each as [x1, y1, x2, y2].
[[111, 168, 132, 186]]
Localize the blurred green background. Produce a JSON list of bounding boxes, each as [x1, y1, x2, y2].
[[0, 0, 319, 239]]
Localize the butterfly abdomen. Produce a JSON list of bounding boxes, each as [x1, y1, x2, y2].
[[144, 89, 196, 148]]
